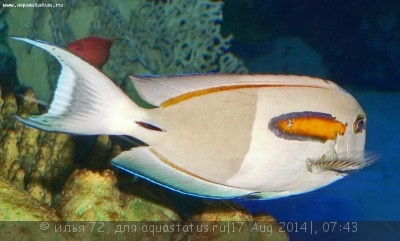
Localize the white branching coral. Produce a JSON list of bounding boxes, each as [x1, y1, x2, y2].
[[6, 0, 247, 101], [91, 0, 247, 76]]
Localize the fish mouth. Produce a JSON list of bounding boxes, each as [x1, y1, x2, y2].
[[306, 151, 378, 174]]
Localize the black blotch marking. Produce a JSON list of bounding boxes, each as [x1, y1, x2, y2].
[[136, 121, 164, 132]]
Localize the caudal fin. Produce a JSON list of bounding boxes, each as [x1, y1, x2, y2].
[[12, 37, 143, 136]]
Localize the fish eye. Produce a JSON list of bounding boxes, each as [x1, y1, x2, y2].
[[353, 115, 366, 133]]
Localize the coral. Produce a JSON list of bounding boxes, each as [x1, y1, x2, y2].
[[58, 169, 182, 241], [0, 178, 70, 240], [6, 0, 247, 102], [58, 168, 181, 222], [57, 169, 124, 221], [251, 214, 290, 241], [180, 203, 289, 241], [0, 86, 75, 206], [92, 0, 248, 79], [0, 178, 59, 221]]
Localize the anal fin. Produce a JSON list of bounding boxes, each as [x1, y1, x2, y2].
[[111, 147, 258, 199]]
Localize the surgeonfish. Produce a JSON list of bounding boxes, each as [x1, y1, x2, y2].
[[12, 37, 377, 199], [67, 36, 113, 68]]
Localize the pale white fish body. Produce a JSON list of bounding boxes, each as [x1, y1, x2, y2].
[[12, 37, 374, 199], [138, 77, 365, 195]]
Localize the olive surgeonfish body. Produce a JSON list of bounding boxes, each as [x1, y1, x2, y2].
[[12, 37, 377, 199]]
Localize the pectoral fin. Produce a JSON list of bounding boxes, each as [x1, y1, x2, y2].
[[306, 151, 378, 174], [111, 147, 260, 199]]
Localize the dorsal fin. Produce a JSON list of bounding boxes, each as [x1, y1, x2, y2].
[[130, 74, 343, 107]]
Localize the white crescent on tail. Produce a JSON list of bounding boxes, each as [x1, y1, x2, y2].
[[12, 37, 377, 199]]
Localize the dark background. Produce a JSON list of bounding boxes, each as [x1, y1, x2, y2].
[[222, 0, 400, 91]]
